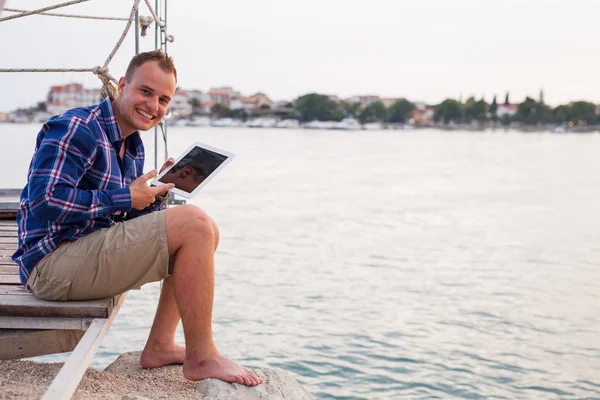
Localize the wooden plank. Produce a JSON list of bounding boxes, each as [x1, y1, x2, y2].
[[0, 264, 18, 273], [0, 274, 21, 284], [0, 211, 17, 220], [0, 316, 93, 330], [0, 329, 84, 360], [0, 295, 114, 318], [43, 293, 127, 400], [0, 285, 29, 295]]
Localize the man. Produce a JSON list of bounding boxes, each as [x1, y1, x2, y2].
[[13, 50, 262, 386]]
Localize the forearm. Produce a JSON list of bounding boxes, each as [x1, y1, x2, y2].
[[29, 184, 132, 223]]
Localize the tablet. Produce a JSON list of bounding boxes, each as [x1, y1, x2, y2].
[[151, 141, 235, 198]]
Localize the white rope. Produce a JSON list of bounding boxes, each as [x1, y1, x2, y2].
[[0, 0, 91, 23], [0, 68, 94, 73], [1, 0, 172, 99], [102, 0, 142, 69], [143, 0, 173, 42], [3, 8, 128, 21]]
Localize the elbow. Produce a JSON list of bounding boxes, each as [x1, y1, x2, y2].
[[29, 194, 55, 221]]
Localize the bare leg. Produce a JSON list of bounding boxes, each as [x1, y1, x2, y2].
[[140, 217, 221, 368], [140, 276, 185, 368], [166, 205, 261, 386]]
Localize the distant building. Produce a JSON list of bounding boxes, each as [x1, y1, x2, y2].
[[46, 83, 101, 115], [327, 95, 341, 104], [348, 95, 380, 109], [168, 89, 192, 118], [0, 112, 10, 122], [208, 87, 241, 107], [496, 104, 518, 118], [246, 92, 273, 108], [380, 98, 398, 108], [413, 102, 428, 111], [410, 107, 435, 125]]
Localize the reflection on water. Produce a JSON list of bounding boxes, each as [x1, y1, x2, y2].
[[4, 125, 600, 399]]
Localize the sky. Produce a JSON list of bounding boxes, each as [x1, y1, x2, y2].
[[0, 0, 598, 112]]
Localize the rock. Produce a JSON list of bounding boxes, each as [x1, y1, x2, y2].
[[195, 368, 315, 400], [121, 394, 151, 400]]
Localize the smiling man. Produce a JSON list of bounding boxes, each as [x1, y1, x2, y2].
[[13, 50, 262, 387]]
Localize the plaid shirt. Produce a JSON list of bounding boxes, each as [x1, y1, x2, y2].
[[13, 97, 163, 285]]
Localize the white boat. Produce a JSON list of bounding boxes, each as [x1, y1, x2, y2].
[[211, 118, 243, 127], [247, 117, 277, 128], [187, 116, 211, 127], [363, 122, 384, 130], [275, 119, 300, 129], [333, 118, 361, 130]]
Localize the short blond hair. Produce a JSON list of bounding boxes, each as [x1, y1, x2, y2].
[[125, 50, 177, 82]]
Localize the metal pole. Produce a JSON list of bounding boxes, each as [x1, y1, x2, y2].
[[163, 0, 168, 161], [134, 8, 139, 54], [153, 0, 159, 170]]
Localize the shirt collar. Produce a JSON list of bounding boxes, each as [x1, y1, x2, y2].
[[98, 97, 125, 144]]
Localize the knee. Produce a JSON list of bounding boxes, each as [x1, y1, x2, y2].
[[166, 204, 216, 242]]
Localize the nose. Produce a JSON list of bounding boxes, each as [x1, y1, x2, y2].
[[146, 95, 159, 112]]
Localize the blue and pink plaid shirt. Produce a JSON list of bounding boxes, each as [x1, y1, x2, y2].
[[13, 97, 162, 285]]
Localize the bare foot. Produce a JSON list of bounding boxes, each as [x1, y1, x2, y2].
[[183, 351, 263, 386], [140, 343, 186, 368]]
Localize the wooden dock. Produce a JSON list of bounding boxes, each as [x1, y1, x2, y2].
[[0, 189, 126, 400]]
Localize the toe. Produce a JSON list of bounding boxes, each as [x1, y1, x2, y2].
[[235, 375, 244, 385], [243, 375, 253, 386]]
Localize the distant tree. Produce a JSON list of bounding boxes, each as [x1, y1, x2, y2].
[[515, 97, 551, 125], [387, 99, 415, 123], [504, 93, 510, 105], [341, 101, 361, 118], [434, 99, 463, 124], [463, 97, 488, 122], [230, 108, 248, 121], [36, 101, 47, 112], [260, 104, 271, 110], [189, 98, 201, 116], [210, 103, 230, 119], [566, 101, 597, 124], [490, 95, 498, 115], [552, 105, 569, 124], [294, 93, 342, 122], [358, 101, 386, 124]]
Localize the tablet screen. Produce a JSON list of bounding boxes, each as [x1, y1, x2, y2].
[[157, 145, 229, 195]]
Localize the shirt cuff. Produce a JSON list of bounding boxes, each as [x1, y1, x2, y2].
[[110, 188, 132, 212]]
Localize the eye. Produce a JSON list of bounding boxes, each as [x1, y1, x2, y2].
[[142, 89, 150, 95]]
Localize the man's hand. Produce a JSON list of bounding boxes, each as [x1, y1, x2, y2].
[[130, 170, 175, 210], [160, 157, 175, 174]]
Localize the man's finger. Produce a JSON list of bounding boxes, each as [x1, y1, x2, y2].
[[139, 170, 158, 182], [151, 183, 175, 194]]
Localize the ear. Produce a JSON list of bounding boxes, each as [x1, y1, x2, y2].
[[179, 167, 194, 178], [180, 166, 194, 177], [118, 76, 127, 94]]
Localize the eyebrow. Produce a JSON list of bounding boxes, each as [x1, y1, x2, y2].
[[140, 84, 172, 102]]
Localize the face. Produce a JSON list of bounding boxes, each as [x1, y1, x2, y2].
[[113, 60, 177, 135], [159, 166, 207, 193]]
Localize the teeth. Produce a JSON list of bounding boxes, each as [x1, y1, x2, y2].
[[137, 109, 154, 120]]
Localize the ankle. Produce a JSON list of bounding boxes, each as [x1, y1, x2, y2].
[[144, 338, 176, 351], [185, 346, 219, 362]]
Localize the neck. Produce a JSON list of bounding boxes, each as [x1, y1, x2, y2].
[[111, 97, 136, 138]]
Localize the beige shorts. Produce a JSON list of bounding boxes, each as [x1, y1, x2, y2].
[[26, 210, 170, 301]]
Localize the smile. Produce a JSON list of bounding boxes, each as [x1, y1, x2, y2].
[[136, 109, 156, 120]]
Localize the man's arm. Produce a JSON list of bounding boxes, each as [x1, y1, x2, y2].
[[28, 118, 132, 223]]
